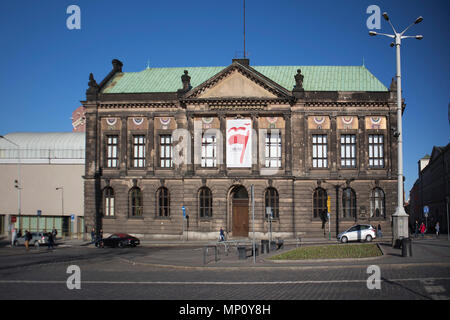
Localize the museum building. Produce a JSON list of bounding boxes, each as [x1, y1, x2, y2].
[[82, 58, 400, 240]]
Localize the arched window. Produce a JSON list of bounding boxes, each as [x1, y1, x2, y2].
[[313, 188, 327, 219], [103, 187, 115, 217], [129, 187, 143, 217], [157, 187, 170, 217], [265, 187, 279, 219], [342, 188, 357, 219], [199, 187, 212, 218], [370, 188, 385, 218]]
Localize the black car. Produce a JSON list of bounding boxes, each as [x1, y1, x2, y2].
[[96, 233, 140, 248]]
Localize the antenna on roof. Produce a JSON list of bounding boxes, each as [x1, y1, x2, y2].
[[146, 59, 150, 70], [243, 0, 246, 58], [362, 57, 365, 67]]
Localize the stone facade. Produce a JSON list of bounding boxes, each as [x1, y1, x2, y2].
[[82, 59, 400, 240]]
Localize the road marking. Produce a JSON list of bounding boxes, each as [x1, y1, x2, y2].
[[424, 286, 445, 294], [0, 277, 449, 286]]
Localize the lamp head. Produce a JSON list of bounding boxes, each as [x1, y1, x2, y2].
[[382, 12, 389, 21], [416, 35, 423, 40], [369, 31, 377, 36], [415, 16, 423, 24]]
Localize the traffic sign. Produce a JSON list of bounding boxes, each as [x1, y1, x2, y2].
[[182, 206, 186, 219], [70, 214, 75, 221], [423, 206, 429, 217], [327, 196, 331, 213], [37, 210, 42, 217]]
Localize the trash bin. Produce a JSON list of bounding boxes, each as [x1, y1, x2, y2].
[[270, 241, 276, 251], [237, 246, 247, 260], [401, 238, 412, 257], [261, 240, 269, 254]]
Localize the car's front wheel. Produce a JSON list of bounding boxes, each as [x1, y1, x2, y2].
[[365, 235, 373, 242], [341, 236, 348, 243]]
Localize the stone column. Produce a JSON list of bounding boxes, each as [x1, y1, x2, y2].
[[251, 113, 259, 175], [283, 113, 292, 175], [219, 113, 227, 175]]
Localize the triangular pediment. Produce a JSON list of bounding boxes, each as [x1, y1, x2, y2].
[[198, 70, 277, 98], [182, 62, 292, 100]]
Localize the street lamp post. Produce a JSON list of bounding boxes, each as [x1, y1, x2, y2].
[[369, 13, 423, 246], [0, 135, 22, 233], [56, 187, 64, 236]]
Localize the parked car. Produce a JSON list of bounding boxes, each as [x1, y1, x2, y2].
[[337, 224, 376, 243], [96, 233, 140, 248], [14, 232, 49, 247]]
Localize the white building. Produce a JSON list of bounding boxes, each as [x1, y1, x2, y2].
[[0, 132, 85, 238]]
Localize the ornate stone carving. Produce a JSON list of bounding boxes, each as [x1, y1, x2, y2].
[[181, 70, 191, 91], [293, 69, 304, 91]]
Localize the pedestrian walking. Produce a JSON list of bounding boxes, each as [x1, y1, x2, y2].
[[24, 230, 32, 251], [91, 228, 96, 243], [47, 232, 54, 250], [419, 222, 426, 239], [435, 222, 440, 238], [219, 227, 225, 242], [414, 220, 419, 238], [11, 227, 17, 247], [377, 224, 382, 239]]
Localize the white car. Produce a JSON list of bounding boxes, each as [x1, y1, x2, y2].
[[337, 224, 376, 243]]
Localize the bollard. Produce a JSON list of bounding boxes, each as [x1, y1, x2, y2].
[[401, 238, 412, 257]]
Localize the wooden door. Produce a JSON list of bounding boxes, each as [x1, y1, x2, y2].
[[232, 200, 249, 237]]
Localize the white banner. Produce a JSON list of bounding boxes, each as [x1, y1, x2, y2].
[[226, 119, 252, 167]]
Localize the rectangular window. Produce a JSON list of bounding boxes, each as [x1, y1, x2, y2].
[[106, 135, 119, 168], [340, 134, 356, 168], [201, 133, 217, 167], [265, 131, 282, 168], [160, 134, 173, 168], [132, 135, 146, 168], [312, 134, 328, 168], [369, 134, 384, 168]]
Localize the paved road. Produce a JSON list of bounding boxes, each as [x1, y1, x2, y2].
[[0, 239, 449, 302]]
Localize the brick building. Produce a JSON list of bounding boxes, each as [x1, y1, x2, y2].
[[82, 58, 400, 240], [409, 144, 450, 233]]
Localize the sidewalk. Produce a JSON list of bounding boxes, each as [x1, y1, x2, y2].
[[113, 237, 450, 270], [2, 235, 448, 270]]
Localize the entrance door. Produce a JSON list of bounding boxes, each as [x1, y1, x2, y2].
[[233, 200, 249, 237], [231, 186, 249, 237]]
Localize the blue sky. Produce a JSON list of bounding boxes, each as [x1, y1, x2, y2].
[[0, 0, 448, 195]]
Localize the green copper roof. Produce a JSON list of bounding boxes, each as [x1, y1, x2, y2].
[[101, 65, 388, 94]]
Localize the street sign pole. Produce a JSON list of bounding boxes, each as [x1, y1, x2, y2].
[[327, 196, 331, 240], [182, 206, 186, 241], [251, 185, 255, 264]]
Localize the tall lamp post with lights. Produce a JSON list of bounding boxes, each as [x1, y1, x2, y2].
[[369, 13, 423, 246], [0, 135, 22, 232]]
